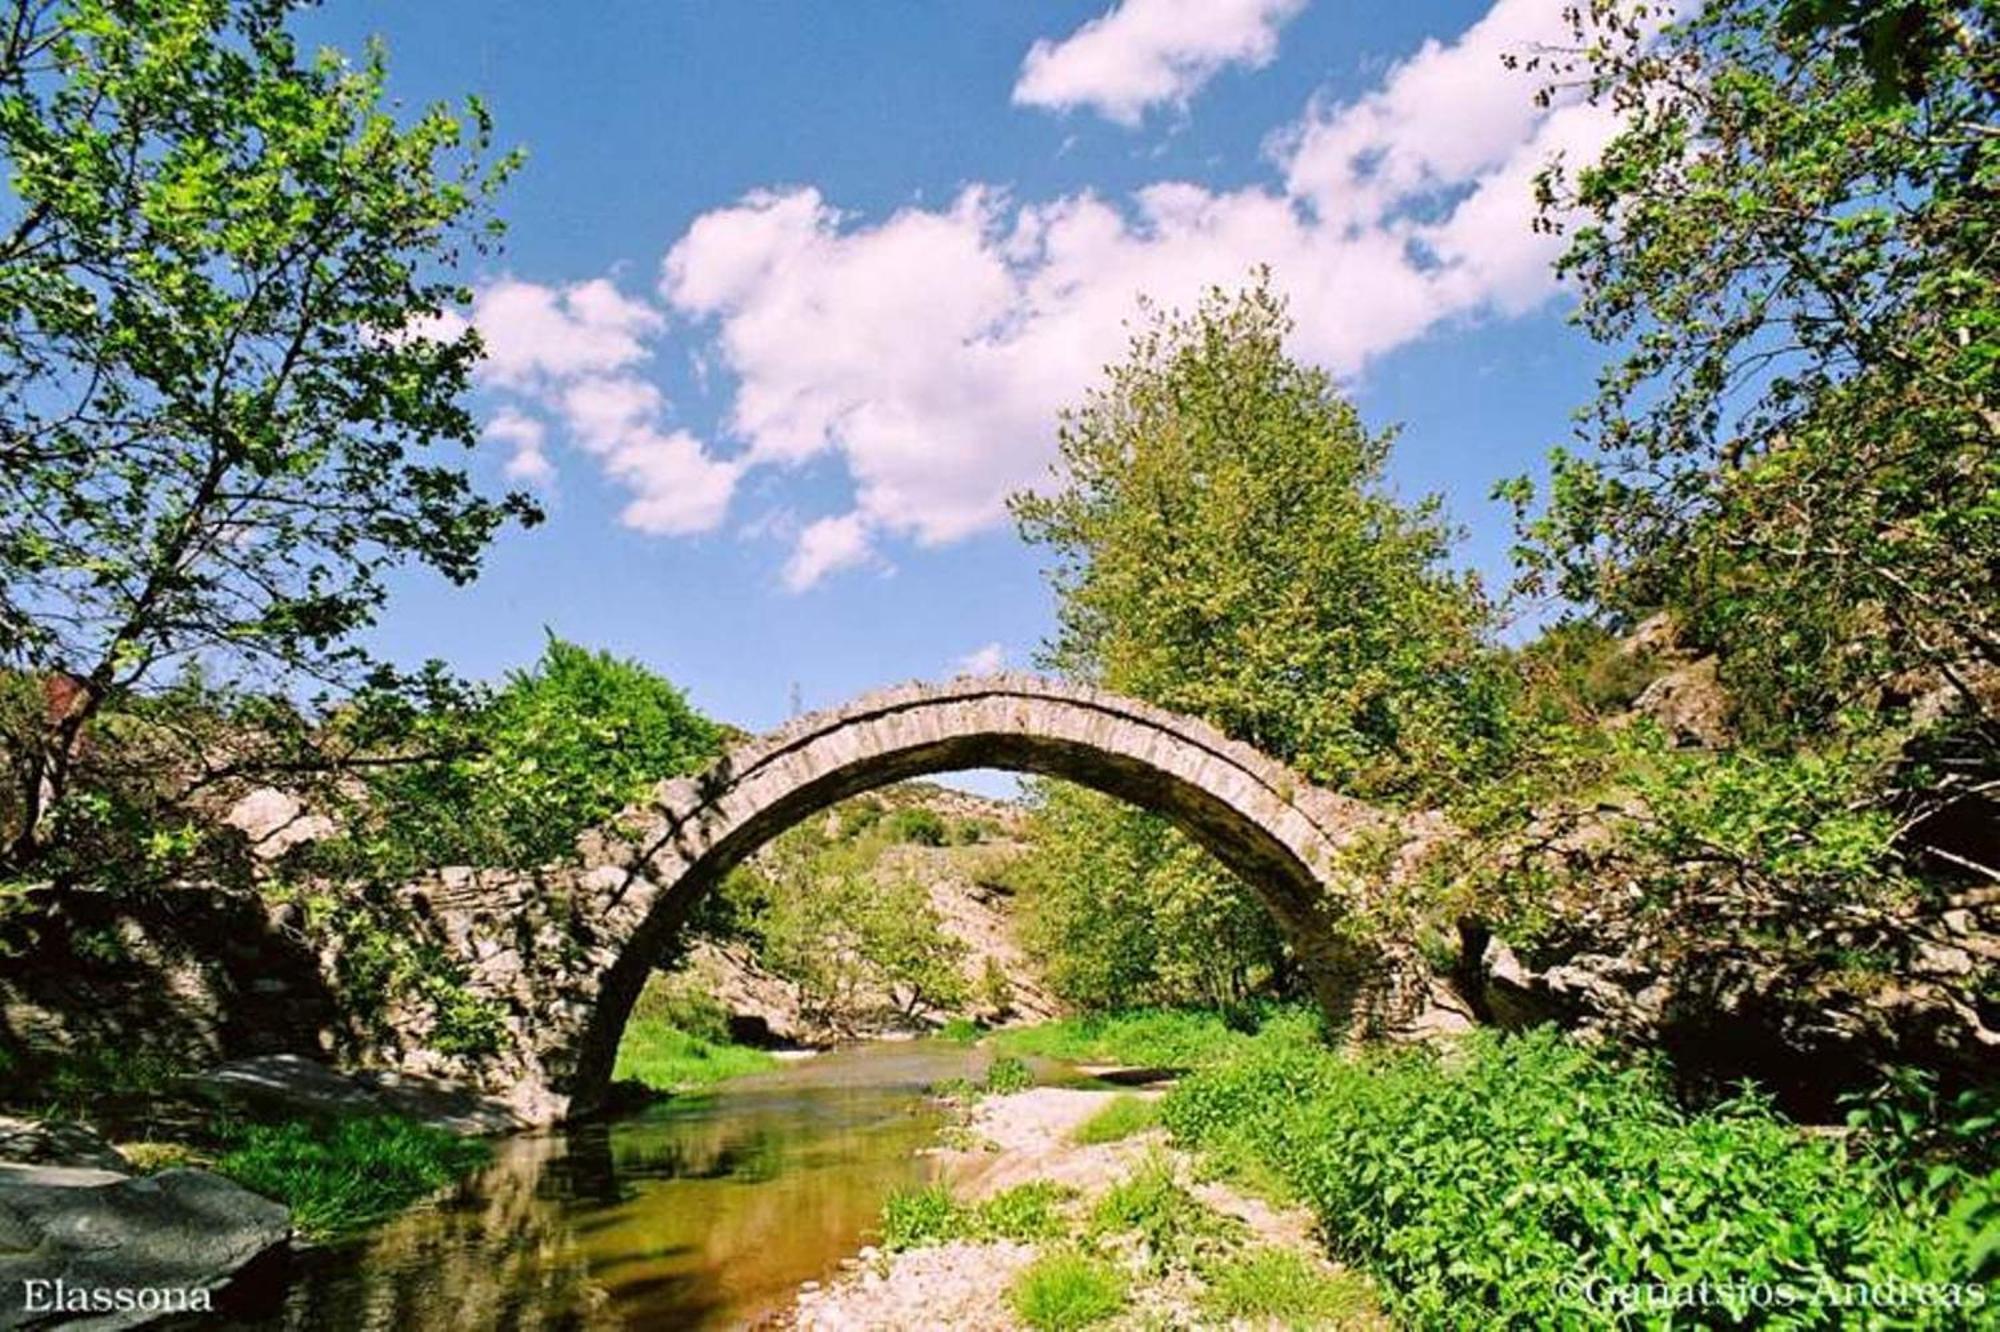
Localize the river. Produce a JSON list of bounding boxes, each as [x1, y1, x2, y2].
[[209, 1040, 1001, 1331]]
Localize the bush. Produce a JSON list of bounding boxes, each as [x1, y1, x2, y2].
[[1161, 1025, 1997, 1328], [217, 1115, 490, 1238], [983, 1055, 1034, 1094], [884, 807, 947, 846], [992, 1004, 1311, 1071], [1006, 1250, 1127, 1331]]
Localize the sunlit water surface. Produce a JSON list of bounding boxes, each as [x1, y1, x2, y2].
[[206, 1040, 999, 1330]]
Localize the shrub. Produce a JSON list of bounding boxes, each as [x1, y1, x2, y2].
[[940, 1016, 981, 1045], [884, 807, 947, 846], [1006, 1251, 1127, 1331], [983, 1055, 1034, 1094], [217, 1115, 490, 1238], [1070, 1094, 1159, 1146], [1161, 1025, 1996, 1328]]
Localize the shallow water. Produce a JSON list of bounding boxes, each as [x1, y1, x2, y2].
[[209, 1041, 999, 1331]]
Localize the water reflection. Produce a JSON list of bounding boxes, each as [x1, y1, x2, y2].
[[208, 1041, 991, 1331]]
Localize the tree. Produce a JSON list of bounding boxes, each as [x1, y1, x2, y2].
[[0, 0, 533, 872], [338, 635, 724, 875], [1507, 0, 1997, 740], [1012, 780, 1287, 1012], [1012, 275, 1511, 806]]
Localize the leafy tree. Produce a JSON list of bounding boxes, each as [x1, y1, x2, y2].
[[0, 0, 532, 872], [1507, 0, 1997, 739], [333, 635, 723, 875], [1012, 275, 1511, 806], [1012, 780, 1287, 1013]]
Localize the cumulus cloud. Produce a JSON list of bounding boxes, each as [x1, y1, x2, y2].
[[466, 278, 741, 533], [658, 0, 1602, 588], [1014, 0, 1308, 126], [783, 513, 876, 591], [956, 643, 1006, 675], [485, 408, 553, 484]]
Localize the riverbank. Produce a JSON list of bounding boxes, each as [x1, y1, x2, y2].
[[784, 1073, 1387, 1329], [781, 1010, 1998, 1329]]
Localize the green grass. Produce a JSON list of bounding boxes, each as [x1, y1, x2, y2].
[[879, 1179, 1078, 1250], [216, 1114, 491, 1239], [1087, 1153, 1236, 1274], [612, 1016, 778, 1092], [1200, 1247, 1377, 1328], [939, 1015, 982, 1044], [1006, 1250, 1128, 1331], [1069, 1093, 1159, 1145], [990, 1004, 1314, 1070]]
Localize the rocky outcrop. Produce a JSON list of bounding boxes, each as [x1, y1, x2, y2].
[[0, 1160, 289, 1331]]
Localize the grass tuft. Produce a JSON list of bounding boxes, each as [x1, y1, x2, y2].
[[1201, 1247, 1378, 1328], [1069, 1093, 1159, 1145], [1007, 1250, 1127, 1331], [216, 1114, 490, 1239], [612, 1016, 777, 1092]]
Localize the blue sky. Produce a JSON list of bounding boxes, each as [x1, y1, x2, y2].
[[301, 1, 1607, 766]]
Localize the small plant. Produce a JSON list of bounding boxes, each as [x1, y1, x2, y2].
[[1088, 1154, 1235, 1274], [884, 807, 947, 846], [1007, 1250, 1128, 1331], [940, 1016, 981, 1045], [983, 1055, 1034, 1094], [974, 1180, 1076, 1242], [879, 1183, 962, 1250], [1070, 1094, 1158, 1146], [1200, 1247, 1377, 1327]]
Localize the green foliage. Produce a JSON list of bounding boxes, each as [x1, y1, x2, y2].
[[1199, 1247, 1376, 1329], [338, 635, 722, 875], [1510, 0, 1998, 742], [1069, 1094, 1159, 1146], [940, 1016, 982, 1045], [712, 793, 974, 1032], [628, 971, 735, 1046], [1161, 1025, 1997, 1328], [1012, 274, 1512, 805], [878, 1182, 962, 1251], [612, 1017, 776, 1093], [1087, 1154, 1237, 1275], [0, 0, 534, 872], [1010, 781, 1287, 1012], [983, 1055, 1034, 1095], [1006, 1251, 1128, 1331], [883, 806, 948, 846], [217, 1114, 490, 1239]]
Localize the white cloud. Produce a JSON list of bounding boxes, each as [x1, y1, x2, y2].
[[661, 0, 1608, 589], [467, 280, 741, 533], [485, 408, 553, 484], [783, 513, 876, 591], [956, 643, 1006, 675], [471, 278, 663, 388], [1014, 0, 1308, 126], [472, 1, 1609, 591]]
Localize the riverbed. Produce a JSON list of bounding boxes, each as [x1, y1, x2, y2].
[[207, 1041, 1000, 1330]]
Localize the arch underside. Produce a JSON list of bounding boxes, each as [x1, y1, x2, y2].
[[564, 684, 1386, 1115]]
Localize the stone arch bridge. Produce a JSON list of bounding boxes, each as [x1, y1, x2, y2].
[[391, 676, 1440, 1123]]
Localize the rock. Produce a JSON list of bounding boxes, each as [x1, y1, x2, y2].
[[222, 788, 336, 859], [0, 1166, 289, 1330], [0, 1121, 127, 1175], [1630, 656, 1733, 748]]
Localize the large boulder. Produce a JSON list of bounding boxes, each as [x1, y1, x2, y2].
[[0, 1166, 289, 1330]]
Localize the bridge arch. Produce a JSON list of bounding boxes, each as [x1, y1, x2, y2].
[[414, 676, 1431, 1122]]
